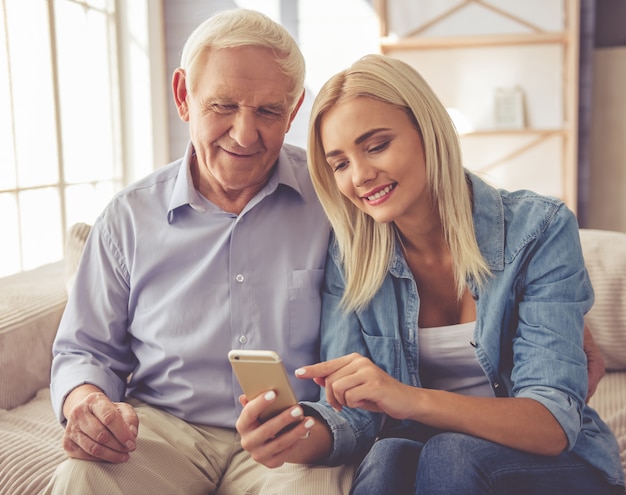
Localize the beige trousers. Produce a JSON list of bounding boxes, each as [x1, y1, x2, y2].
[[43, 400, 354, 495]]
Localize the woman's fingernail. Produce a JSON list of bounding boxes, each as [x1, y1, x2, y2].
[[295, 368, 306, 376], [265, 391, 276, 401], [304, 418, 315, 429], [291, 407, 303, 418]]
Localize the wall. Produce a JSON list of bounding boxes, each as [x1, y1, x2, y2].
[[595, 0, 626, 47], [587, 0, 626, 232]]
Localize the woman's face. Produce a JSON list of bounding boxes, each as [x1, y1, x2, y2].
[[320, 96, 430, 226]]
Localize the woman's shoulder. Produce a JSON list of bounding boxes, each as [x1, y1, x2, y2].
[[500, 187, 574, 235], [470, 172, 566, 225], [470, 173, 578, 260], [501, 190, 580, 265]]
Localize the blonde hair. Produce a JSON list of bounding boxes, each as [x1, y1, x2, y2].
[[180, 9, 305, 111], [307, 54, 489, 312]]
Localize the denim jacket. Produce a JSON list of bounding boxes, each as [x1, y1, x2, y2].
[[303, 172, 624, 487]]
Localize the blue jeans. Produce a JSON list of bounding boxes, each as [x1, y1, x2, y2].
[[350, 433, 623, 495]]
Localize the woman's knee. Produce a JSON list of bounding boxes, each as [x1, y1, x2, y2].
[[420, 432, 492, 465], [367, 437, 422, 465], [415, 433, 495, 491], [351, 438, 423, 495]]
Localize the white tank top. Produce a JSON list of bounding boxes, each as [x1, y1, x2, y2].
[[418, 321, 494, 397]]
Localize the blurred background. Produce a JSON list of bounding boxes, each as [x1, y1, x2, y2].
[[1, 0, 624, 278]]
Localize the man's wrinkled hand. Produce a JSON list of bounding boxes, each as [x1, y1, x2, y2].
[[62, 385, 139, 463]]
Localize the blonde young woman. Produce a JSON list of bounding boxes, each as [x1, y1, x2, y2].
[[292, 55, 623, 494]]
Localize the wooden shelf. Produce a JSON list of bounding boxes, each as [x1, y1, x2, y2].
[[458, 128, 567, 137], [381, 32, 568, 51], [376, 0, 580, 211]]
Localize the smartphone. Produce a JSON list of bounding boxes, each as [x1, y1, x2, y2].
[[228, 349, 298, 421]]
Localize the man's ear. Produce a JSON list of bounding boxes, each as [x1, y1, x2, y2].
[[172, 68, 190, 122], [285, 90, 305, 133]]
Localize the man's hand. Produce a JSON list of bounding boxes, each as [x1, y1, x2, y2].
[[61, 384, 139, 463], [584, 324, 606, 403]]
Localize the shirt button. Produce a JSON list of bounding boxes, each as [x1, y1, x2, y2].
[[239, 335, 248, 344], [235, 274, 244, 283]]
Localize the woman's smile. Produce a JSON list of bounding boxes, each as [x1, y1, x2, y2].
[[362, 183, 397, 204]]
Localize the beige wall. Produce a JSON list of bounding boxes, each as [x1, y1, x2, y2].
[[588, 47, 626, 233]]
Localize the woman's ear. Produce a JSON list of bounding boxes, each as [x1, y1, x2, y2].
[[172, 68, 190, 122]]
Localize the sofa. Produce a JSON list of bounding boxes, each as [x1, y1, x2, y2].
[[1, 225, 625, 494]]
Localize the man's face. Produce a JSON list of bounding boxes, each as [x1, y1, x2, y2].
[[173, 46, 302, 209]]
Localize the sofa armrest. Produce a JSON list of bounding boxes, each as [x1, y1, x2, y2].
[[0, 261, 67, 410]]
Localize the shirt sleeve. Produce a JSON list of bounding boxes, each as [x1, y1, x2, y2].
[[50, 216, 136, 423], [510, 203, 594, 450]]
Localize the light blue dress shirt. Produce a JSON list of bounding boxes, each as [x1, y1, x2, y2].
[[303, 172, 624, 488], [51, 142, 330, 428]]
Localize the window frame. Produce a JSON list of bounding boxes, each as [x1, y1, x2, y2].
[[0, 0, 168, 277]]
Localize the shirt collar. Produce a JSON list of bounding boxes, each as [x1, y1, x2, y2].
[[264, 143, 306, 196], [167, 142, 304, 223], [167, 142, 205, 223]]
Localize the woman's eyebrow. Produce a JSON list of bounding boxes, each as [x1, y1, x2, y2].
[[325, 128, 391, 158], [355, 128, 390, 145]]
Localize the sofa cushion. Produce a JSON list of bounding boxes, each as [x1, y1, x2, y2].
[[0, 388, 65, 494], [579, 229, 626, 370], [0, 262, 67, 410], [587, 371, 626, 478]]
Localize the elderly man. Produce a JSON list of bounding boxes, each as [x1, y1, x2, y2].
[[46, 9, 352, 495]]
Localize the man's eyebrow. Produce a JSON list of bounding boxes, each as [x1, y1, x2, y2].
[[325, 128, 391, 158], [260, 102, 288, 112], [202, 96, 231, 105], [203, 97, 287, 112]]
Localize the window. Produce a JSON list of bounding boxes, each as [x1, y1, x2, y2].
[[0, 0, 122, 277]]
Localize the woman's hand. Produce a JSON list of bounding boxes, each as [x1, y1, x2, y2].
[[296, 353, 414, 420], [583, 324, 606, 402], [298, 353, 568, 456]]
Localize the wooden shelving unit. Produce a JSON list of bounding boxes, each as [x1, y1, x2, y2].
[[375, 0, 580, 211]]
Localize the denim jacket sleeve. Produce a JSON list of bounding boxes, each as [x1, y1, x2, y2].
[[301, 238, 385, 466], [494, 200, 594, 450]]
